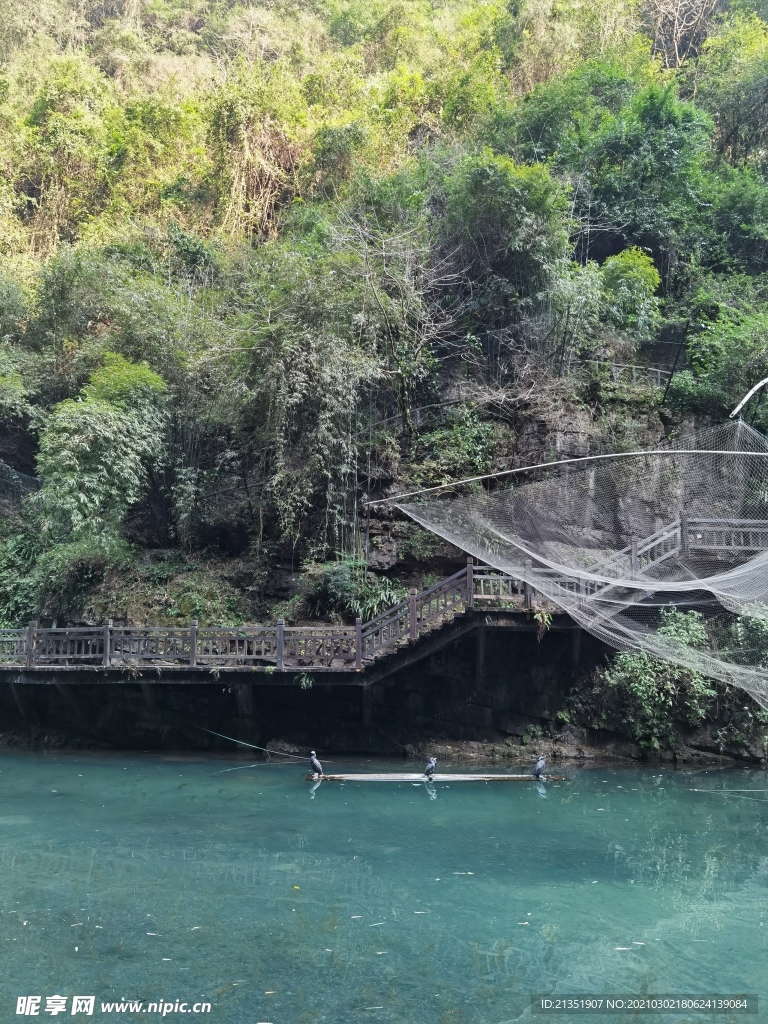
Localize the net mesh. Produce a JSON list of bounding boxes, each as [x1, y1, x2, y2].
[[399, 420, 768, 709]]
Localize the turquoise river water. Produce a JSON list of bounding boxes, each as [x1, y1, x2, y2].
[[0, 753, 766, 1024]]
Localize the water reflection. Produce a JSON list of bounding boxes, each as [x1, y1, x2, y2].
[[0, 756, 765, 1024]]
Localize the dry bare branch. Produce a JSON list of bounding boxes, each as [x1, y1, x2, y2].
[[643, 0, 724, 68]]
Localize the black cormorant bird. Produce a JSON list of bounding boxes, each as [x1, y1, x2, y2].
[[424, 756, 437, 779], [310, 750, 323, 776], [532, 754, 546, 779]]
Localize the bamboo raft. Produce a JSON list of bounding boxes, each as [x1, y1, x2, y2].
[[306, 773, 566, 783]]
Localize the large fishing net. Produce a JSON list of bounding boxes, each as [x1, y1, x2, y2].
[[399, 420, 768, 709]]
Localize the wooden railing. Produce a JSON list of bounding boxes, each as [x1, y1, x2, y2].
[[1, 565, 472, 672], [579, 361, 672, 389], [3, 517, 767, 673], [686, 519, 768, 552], [483, 517, 768, 612], [358, 565, 469, 661]]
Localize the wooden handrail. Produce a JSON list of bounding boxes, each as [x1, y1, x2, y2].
[[4, 517, 767, 672]]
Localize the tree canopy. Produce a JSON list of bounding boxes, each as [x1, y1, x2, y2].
[[1, 0, 768, 624]]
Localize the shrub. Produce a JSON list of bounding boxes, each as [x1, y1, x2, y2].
[[36, 354, 167, 540], [299, 559, 406, 621], [599, 608, 716, 751]]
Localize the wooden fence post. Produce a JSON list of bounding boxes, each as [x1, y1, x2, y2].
[[680, 513, 689, 556], [276, 619, 285, 670], [524, 560, 532, 610], [409, 587, 418, 640], [25, 620, 37, 669], [190, 619, 198, 667], [466, 556, 474, 608], [355, 617, 362, 669], [103, 619, 112, 668]]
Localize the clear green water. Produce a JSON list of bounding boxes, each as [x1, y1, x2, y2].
[[1, 754, 766, 1024]]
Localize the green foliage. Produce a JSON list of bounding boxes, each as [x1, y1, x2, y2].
[[236, 239, 382, 551], [549, 260, 603, 368], [31, 532, 134, 621], [665, 369, 727, 415], [410, 409, 496, 487], [669, 308, 768, 416], [578, 85, 713, 270], [299, 559, 406, 621], [352, 573, 408, 621], [442, 150, 570, 298], [84, 352, 166, 406], [693, 13, 768, 170], [0, 276, 28, 341], [36, 354, 167, 540], [599, 248, 661, 342], [0, 342, 31, 418], [504, 45, 656, 163], [0, 0, 767, 626], [726, 603, 768, 668], [313, 121, 369, 192], [0, 532, 40, 626], [396, 522, 440, 561], [522, 723, 543, 745], [89, 552, 265, 627], [533, 608, 552, 641], [299, 559, 359, 619], [709, 166, 768, 274], [599, 608, 716, 751]]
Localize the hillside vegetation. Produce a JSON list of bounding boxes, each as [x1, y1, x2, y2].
[[2, 0, 768, 626]]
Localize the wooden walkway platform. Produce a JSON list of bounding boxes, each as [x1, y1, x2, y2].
[[306, 773, 566, 782], [0, 516, 762, 675]]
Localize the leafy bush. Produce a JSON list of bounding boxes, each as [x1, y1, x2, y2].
[[352, 573, 407, 620], [299, 560, 359, 619], [599, 608, 717, 751], [442, 150, 570, 293], [410, 410, 496, 486], [599, 247, 661, 343], [36, 354, 167, 540], [31, 533, 133, 621], [665, 369, 728, 415], [726, 603, 768, 668], [299, 559, 406, 621], [667, 307, 768, 415], [0, 533, 40, 626]]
